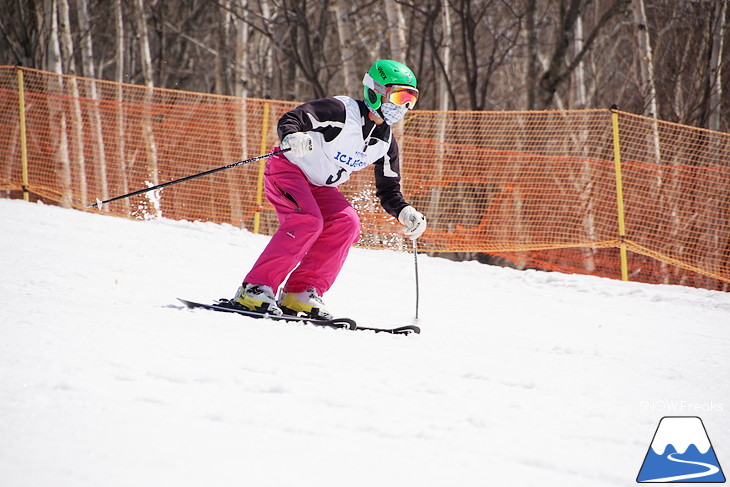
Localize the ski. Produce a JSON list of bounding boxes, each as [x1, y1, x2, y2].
[[178, 298, 356, 329], [177, 298, 420, 335], [351, 324, 421, 335]]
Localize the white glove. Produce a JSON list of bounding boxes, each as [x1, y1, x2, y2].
[[398, 205, 427, 240], [281, 132, 313, 157]]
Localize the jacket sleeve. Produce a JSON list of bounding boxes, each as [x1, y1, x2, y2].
[[277, 98, 346, 143], [374, 137, 410, 218]]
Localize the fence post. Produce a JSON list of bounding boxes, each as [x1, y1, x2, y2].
[[610, 108, 629, 281], [17, 67, 30, 201], [253, 102, 270, 234]]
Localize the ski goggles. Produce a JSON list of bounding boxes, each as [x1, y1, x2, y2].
[[385, 85, 419, 109], [363, 73, 419, 109]]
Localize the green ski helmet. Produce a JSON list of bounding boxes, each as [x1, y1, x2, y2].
[[362, 60, 419, 114]]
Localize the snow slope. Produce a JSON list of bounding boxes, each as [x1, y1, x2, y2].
[[1, 198, 728, 487]]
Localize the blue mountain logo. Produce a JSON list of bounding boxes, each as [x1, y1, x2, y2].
[[637, 416, 725, 483]]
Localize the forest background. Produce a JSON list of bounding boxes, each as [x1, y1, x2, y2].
[[1, 0, 728, 133]]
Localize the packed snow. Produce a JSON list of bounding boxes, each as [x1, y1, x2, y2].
[[1, 198, 728, 487]]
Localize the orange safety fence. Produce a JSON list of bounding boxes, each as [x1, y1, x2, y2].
[[2, 66, 729, 291]]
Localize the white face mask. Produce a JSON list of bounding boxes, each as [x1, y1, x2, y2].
[[380, 102, 409, 125]]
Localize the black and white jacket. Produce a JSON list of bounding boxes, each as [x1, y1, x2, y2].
[[277, 96, 409, 218]]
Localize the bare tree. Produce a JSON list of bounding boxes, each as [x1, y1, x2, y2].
[[214, 1, 228, 95], [232, 1, 248, 98], [231, 0, 330, 99], [630, 0, 657, 118], [133, 0, 154, 88], [407, 0, 458, 110], [384, 0, 407, 61], [57, 0, 90, 207], [534, 0, 629, 110], [132, 0, 160, 218], [0, 0, 728, 128], [333, 0, 357, 89], [571, 11, 586, 109], [708, 0, 727, 132], [76, 0, 110, 204], [524, 0, 541, 109], [438, 0, 452, 112], [45, 0, 72, 207], [428, 0, 452, 231], [113, 0, 130, 213], [0, 0, 41, 67]]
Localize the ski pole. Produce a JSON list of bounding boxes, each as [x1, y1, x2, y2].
[[88, 148, 290, 209], [413, 239, 420, 322]]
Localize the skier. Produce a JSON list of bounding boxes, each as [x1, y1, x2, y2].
[[233, 59, 427, 319]]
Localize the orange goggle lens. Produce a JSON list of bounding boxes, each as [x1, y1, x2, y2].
[[386, 87, 419, 108]]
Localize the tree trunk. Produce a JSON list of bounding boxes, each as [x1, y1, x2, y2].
[[632, 0, 669, 282], [59, 0, 87, 206], [46, 0, 72, 207], [525, 0, 539, 109], [708, 0, 726, 132], [133, 0, 160, 217], [572, 14, 586, 109], [384, 0, 407, 61], [234, 1, 248, 99], [631, 0, 658, 118], [333, 0, 356, 92], [229, 0, 247, 224], [133, 0, 154, 89], [428, 0, 451, 235], [115, 0, 130, 213], [215, 0, 230, 95], [631, 0, 662, 167], [572, 11, 596, 271], [438, 0, 451, 113], [77, 0, 109, 205], [260, 0, 275, 97]]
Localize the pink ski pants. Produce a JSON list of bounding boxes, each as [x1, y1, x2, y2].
[[244, 152, 361, 295]]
